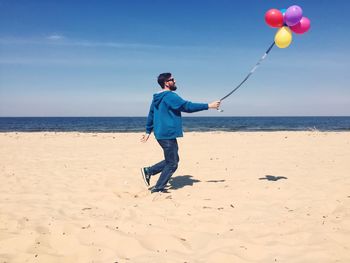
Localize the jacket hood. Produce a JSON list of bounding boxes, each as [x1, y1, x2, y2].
[[153, 91, 171, 109]]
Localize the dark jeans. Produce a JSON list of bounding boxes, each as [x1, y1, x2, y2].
[[148, 139, 179, 190]]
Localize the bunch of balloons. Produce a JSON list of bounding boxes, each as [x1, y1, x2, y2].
[[265, 5, 311, 48]]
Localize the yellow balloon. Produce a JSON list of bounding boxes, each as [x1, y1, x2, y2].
[[274, 26, 292, 48]]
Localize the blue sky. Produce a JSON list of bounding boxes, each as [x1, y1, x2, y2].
[[0, 0, 349, 116]]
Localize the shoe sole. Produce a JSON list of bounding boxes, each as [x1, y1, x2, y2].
[[141, 168, 150, 187], [151, 189, 169, 194]]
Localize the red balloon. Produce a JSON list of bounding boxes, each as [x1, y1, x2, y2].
[[265, 9, 284, 28], [290, 17, 311, 34]]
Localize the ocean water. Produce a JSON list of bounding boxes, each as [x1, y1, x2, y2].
[[1, 117, 350, 132]]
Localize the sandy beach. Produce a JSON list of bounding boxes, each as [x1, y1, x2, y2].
[[0, 131, 349, 263]]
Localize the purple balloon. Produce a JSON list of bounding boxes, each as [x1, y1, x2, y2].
[[285, 5, 303, 26]]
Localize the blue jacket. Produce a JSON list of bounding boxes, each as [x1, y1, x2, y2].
[[146, 91, 209, 139]]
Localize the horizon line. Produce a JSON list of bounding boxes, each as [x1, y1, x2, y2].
[[1, 115, 350, 118]]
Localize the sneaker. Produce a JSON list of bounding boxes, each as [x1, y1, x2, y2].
[[141, 167, 150, 186]]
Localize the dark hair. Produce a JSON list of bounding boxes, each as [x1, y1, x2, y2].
[[157, 72, 172, 89]]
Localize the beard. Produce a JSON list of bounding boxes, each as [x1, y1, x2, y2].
[[170, 85, 177, 91]]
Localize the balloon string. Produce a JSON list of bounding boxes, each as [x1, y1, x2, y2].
[[220, 41, 275, 101]]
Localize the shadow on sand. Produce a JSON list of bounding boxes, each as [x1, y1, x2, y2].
[[206, 179, 226, 183], [259, 175, 288, 181], [169, 175, 200, 190]]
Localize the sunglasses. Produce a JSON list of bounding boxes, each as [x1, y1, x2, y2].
[[166, 78, 174, 82]]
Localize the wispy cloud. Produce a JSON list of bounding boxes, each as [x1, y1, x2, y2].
[[0, 35, 222, 50], [0, 35, 163, 49], [0, 57, 140, 66], [47, 34, 64, 40], [64, 40, 162, 49]]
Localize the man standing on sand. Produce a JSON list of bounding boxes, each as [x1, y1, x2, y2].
[[140, 72, 220, 193]]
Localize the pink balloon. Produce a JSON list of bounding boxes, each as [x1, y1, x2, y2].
[[290, 17, 311, 34]]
